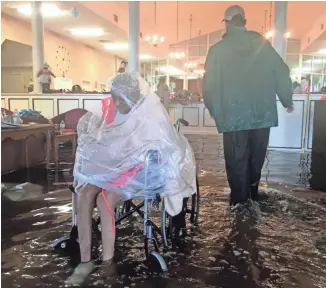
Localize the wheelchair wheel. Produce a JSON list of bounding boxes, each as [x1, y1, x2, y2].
[[161, 200, 183, 250], [53, 225, 79, 252], [160, 200, 170, 248], [190, 176, 200, 226], [144, 228, 168, 272], [148, 251, 168, 272]]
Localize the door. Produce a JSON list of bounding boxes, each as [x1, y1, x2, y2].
[[1, 72, 25, 93]]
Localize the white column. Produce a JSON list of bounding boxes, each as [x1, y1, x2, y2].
[[166, 59, 170, 88], [184, 40, 189, 90], [183, 75, 188, 90], [31, 1, 45, 94], [128, 1, 140, 73], [273, 1, 287, 60]]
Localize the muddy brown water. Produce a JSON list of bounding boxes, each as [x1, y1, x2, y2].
[[2, 135, 326, 287]]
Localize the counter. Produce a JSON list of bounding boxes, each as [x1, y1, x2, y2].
[[170, 94, 324, 151], [1, 93, 324, 151], [1, 93, 107, 119]]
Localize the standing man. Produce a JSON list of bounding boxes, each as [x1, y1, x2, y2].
[[203, 5, 293, 207], [157, 76, 170, 112]]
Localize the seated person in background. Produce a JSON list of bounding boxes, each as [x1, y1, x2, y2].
[[72, 85, 83, 93], [321, 86, 326, 94], [66, 72, 196, 285], [292, 81, 302, 94]]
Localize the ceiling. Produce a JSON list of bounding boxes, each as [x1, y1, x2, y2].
[[1, 1, 326, 61], [1, 1, 130, 59]]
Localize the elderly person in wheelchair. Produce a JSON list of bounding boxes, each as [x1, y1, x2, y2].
[[66, 72, 196, 285]]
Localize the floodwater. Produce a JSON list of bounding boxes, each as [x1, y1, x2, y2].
[[2, 135, 326, 288]]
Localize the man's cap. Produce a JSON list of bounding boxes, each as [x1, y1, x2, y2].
[[223, 5, 246, 21]]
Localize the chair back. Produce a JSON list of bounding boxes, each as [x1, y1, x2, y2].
[[64, 109, 88, 130], [1, 108, 13, 115], [51, 108, 88, 131]]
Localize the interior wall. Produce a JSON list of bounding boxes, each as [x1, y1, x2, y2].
[[1, 14, 117, 90]]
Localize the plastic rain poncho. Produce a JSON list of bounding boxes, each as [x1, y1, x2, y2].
[[73, 73, 196, 216]]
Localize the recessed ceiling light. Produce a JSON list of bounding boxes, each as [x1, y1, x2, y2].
[[17, 4, 63, 17], [139, 54, 153, 60], [265, 30, 274, 39], [70, 28, 104, 37], [104, 43, 128, 51], [319, 49, 326, 55]]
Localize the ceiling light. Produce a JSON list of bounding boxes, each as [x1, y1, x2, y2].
[[194, 69, 205, 74], [158, 65, 186, 76], [145, 34, 165, 47], [70, 28, 104, 37], [184, 62, 197, 68], [319, 49, 326, 55], [169, 52, 185, 59], [265, 30, 274, 39], [17, 3, 63, 17], [104, 43, 128, 51], [139, 54, 153, 60], [285, 32, 291, 39]]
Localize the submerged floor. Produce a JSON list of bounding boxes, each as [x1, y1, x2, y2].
[[2, 135, 326, 288]]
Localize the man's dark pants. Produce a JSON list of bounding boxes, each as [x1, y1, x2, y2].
[[223, 128, 270, 205]]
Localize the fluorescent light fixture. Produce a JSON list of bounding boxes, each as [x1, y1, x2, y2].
[[319, 49, 326, 55], [104, 43, 128, 51], [265, 30, 274, 39], [186, 75, 200, 80], [194, 69, 205, 74], [184, 62, 197, 68], [70, 28, 104, 37], [17, 3, 63, 17], [303, 59, 324, 64], [169, 52, 185, 59], [139, 54, 153, 60], [158, 65, 186, 76]]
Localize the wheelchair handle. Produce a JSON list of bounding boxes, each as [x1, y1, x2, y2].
[[176, 118, 189, 127]]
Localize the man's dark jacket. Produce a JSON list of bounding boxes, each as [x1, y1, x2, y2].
[[203, 27, 293, 133]]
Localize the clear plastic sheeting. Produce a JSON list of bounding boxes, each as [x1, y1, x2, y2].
[[73, 72, 196, 201]]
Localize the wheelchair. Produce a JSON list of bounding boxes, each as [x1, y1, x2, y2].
[[52, 118, 200, 271]]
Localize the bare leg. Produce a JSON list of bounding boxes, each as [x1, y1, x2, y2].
[[96, 190, 121, 261], [78, 184, 101, 262], [66, 184, 100, 285]]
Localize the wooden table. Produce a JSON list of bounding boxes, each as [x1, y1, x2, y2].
[[1, 124, 52, 170], [54, 132, 77, 169]]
